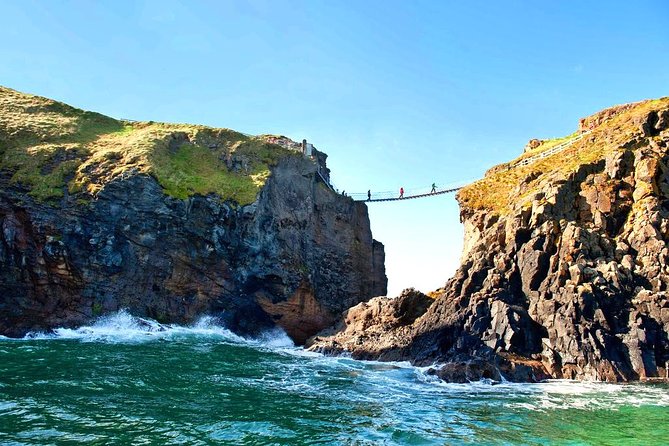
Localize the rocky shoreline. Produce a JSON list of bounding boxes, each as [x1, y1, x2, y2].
[[308, 99, 669, 383]]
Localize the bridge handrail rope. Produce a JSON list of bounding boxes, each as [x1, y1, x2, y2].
[[353, 186, 464, 202], [344, 179, 477, 202]]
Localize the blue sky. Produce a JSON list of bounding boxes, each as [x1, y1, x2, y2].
[[1, 0, 668, 295]]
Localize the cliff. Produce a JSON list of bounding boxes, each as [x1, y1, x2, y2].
[[0, 86, 387, 342], [309, 97, 669, 382]]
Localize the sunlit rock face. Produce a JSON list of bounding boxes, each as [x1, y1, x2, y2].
[[309, 99, 669, 383]]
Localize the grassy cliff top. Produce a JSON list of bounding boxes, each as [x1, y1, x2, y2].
[[457, 97, 669, 216], [0, 86, 298, 204]]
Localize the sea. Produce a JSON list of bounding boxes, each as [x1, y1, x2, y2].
[[1, 310, 667, 445]]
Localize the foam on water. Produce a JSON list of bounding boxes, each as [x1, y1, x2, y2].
[[15, 310, 290, 347], [250, 327, 295, 349], [1, 315, 669, 445], [259, 350, 669, 412], [407, 366, 669, 410]]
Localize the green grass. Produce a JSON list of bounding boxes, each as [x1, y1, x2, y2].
[[0, 86, 297, 204], [152, 142, 266, 204], [458, 97, 669, 215]]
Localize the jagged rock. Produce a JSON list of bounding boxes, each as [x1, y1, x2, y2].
[[311, 98, 669, 382], [428, 359, 502, 383], [640, 109, 669, 137], [306, 288, 433, 360]]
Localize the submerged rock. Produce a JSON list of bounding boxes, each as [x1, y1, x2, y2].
[[310, 97, 669, 382]]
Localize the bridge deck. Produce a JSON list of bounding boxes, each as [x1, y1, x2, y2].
[[356, 187, 462, 202]]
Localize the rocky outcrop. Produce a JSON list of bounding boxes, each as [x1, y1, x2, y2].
[[309, 98, 669, 382], [0, 112, 386, 342], [310, 288, 434, 360], [578, 102, 642, 133], [524, 139, 543, 153]]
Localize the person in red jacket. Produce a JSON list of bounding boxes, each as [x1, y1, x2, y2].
[[399, 187, 404, 198]]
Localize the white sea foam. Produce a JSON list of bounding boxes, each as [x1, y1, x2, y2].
[[5, 312, 668, 413], [15, 310, 294, 347], [409, 368, 669, 410], [251, 328, 295, 349]]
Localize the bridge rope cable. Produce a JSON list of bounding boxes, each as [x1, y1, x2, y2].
[[346, 179, 477, 202], [330, 132, 590, 203], [353, 186, 463, 202]]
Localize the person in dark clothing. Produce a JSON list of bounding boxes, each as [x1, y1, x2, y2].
[[399, 187, 404, 198], [431, 183, 436, 193], [367, 190, 371, 201]]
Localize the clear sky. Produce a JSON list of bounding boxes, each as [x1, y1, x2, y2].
[[1, 0, 668, 296]]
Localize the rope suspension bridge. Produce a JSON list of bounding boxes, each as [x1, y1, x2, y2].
[[316, 166, 470, 202], [353, 187, 464, 202], [273, 131, 589, 204]]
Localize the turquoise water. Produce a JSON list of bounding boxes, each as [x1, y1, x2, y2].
[[1, 312, 668, 445]]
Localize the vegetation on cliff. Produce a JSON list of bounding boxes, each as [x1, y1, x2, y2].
[[458, 98, 669, 215], [0, 86, 296, 204]]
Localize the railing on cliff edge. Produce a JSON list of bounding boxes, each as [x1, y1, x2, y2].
[[316, 165, 336, 192], [512, 131, 589, 168]]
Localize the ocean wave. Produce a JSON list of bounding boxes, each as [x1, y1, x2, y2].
[[12, 310, 294, 348], [251, 328, 295, 349], [285, 355, 669, 412]]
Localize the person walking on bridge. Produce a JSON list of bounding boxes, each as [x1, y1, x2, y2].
[[399, 187, 404, 198], [431, 183, 436, 193], [367, 190, 371, 201]]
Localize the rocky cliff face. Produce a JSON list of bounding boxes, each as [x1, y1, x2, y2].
[[309, 98, 669, 382], [0, 87, 386, 342]]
